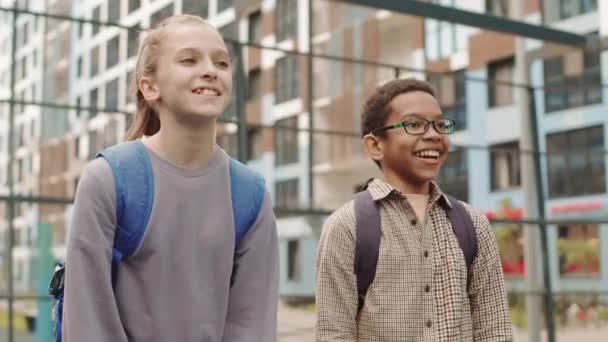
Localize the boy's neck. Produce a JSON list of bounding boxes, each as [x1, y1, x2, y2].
[[144, 114, 217, 170], [383, 169, 432, 195]]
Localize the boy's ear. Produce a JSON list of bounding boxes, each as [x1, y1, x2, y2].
[[362, 134, 383, 164]]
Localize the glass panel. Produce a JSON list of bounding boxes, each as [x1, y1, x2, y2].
[[558, 224, 600, 277]]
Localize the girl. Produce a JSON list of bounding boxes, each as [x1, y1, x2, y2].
[[61, 15, 278, 342]]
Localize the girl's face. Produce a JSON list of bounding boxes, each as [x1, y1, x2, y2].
[[143, 22, 233, 122]]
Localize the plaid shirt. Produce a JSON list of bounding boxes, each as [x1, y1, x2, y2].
[[315, 179, 513, 341]]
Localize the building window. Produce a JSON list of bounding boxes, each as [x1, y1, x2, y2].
[[127, 26, 139, 58], [488, 57, 514, 107], [544, 48, 602, 113], [248, 10, 262, 43], [274, 56, 299, 103], [88, 130, 98, 160], [108, 0, 121, 23], [490, 142, 520, 191], [547, 126, 605, 198], [106, 36, 120, 70], [74, 136, 80, 158], [182, 0, 208, 17], [437, 148, 468, 202], [248, 68, 261, 100], [89, 88, 98, 117], [76, 56, 83, 78], [92, 5, 101, 36], [128, 0, 140, 14], [560, 0, 597, 20], [275, 116, 299, 166], [558, 224, 600, 277], [151, 4, 174, 28], [217, 0, 233, 13], [287, 240, 301, 282], [486, 0, 509, 17], [275, 0, 297, 42], [430, 70, 467, 130], [105, 78, 119, 111], [425, 18, 462, 61], [247, 127, 264, 160], [275, 179, 299, 208], [90, 46, 99, 77]]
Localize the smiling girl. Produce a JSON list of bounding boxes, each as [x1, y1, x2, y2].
[[61, 15, 278, 342]]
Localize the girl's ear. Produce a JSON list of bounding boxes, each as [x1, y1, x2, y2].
[[139, 77, 160, 101], [362, 134, 384, 164]]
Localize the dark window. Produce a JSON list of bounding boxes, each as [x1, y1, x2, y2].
[[490, 142, 520, 191], [108, 0, 121, 23], [559, 0, 597, 20], [92, 6, 101, 36], [275, 0, 298, 42], [275, 116, 299, 166], [90, 46, 100, 77], [431, 70, 467, 130], [128, 0, 140, 14], [248, 10, 262, 43], [76, 56, 83, 78], [544, 46, 602, 112], [182, 0, 208, 17], [248, 68, 261, 100], [127, 26, 139, 58], [546, 126, 605, 198], [437, 148, 468, 202], [217, 0, 233, 13], [88, 130, 98, 159], [150, 4, 174, 28], [274, 56, 299, 103], [488, 57, 514, 107], [74, 136, 80, 158], [89, 88, 98, 117], [275, 179, 299, 208], [105, 78, 119, 111], [125, 70, 135, 105], [106, 36, 120, 69], [287, 240, 301, 281], [247, 127, 264, 160]]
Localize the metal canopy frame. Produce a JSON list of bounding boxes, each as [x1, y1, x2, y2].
[[338, 0, 589, 47]]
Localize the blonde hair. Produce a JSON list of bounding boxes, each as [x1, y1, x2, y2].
[[126, 15, 213, 140]]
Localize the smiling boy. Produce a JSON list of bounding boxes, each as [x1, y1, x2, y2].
[[315, 78, 512, 341]]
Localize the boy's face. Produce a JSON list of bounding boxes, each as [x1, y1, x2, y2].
[[372, 91, 450, 186]]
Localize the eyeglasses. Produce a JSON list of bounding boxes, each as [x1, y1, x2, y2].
[[372, 117, 456, 136]]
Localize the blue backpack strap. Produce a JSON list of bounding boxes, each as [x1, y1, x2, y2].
[[229, 158, 265, 285], [353, 190, 381, 313], [442, 195, 478, 287], [96, 140, 155, 287]]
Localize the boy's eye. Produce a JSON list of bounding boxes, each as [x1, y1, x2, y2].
[[181, 58, 196, 64], [215, 60, 230, 68]]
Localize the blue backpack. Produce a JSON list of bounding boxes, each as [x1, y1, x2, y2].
[[48, 140, 265, 342]]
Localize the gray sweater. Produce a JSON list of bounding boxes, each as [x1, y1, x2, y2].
[[62, 144, 279, 342]]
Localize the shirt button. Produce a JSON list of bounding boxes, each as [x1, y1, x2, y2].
[[424, 251, 429, 258], [426, 320, 432, 328], [425, 285, 430, 293], [411, 219, 417, 225]]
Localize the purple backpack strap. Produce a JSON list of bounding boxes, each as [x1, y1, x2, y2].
[[443, 195, 478, 286], [354, 190, 381, 313]]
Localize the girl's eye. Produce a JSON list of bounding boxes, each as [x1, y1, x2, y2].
[[181, 58, 196, 64], [215, 61, 230, 68]]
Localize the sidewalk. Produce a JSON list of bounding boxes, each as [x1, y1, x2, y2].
[[277, 301, 608, 342]]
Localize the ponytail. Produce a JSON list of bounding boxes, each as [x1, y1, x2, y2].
[[126, 88, 160, 140]]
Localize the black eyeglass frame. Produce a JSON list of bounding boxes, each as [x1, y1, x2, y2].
[[371, 117, 456, 136]]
